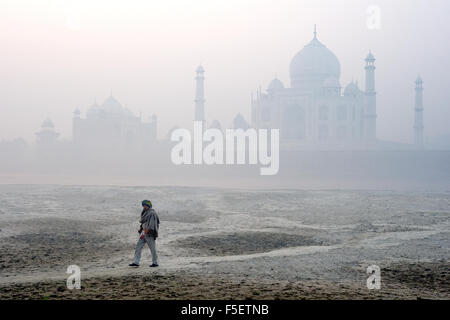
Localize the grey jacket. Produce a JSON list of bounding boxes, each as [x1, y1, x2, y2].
[[140, 208, 160, 238]]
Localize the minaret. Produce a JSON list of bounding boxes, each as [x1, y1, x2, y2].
[[414, 75, 424, 147], [364, 51, 377, 141], [194, 65, 205, 125]]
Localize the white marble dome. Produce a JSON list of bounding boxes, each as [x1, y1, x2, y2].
[[267, 78, 285, 92], [344, 81, 363, 97], [289, 34, 341, 89]]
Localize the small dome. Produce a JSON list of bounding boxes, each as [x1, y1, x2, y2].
[[365, 51, 375, 61], [415, 75, 423, 84], [86, 100, 100, 117], [41, 118, 55, 129], [344, 81, 363, 97], [322, 76, 341, 88], [196, 65, 204, 73], [267, 78, 284, 92], [209, 120, 222, 130]]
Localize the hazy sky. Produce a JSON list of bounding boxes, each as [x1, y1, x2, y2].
[[1, 0, 449, 144]]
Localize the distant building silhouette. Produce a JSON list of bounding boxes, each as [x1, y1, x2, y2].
[[36, 118, 59, 146], [72, 94, 157, 148]]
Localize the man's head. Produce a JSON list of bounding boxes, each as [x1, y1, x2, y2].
[[142, 200, 152, 209]]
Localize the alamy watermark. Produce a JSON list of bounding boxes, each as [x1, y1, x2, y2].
[[366, 265, 381, 290], [170, 121, 280, 176], [66, 265, 81, 290], [366, 5, 382, 30]]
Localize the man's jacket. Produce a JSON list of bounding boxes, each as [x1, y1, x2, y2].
[[140, 208, 160, 238]]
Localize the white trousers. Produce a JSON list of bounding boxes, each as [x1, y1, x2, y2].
[[133, 235, 158, 265]]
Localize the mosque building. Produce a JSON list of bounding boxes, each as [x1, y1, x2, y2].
[[72, 94, 157, 148]]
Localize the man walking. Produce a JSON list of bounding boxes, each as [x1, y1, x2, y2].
[[129, 200, 160, 268]]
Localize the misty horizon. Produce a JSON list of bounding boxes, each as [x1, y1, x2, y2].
[[1, 0, 450, 145]]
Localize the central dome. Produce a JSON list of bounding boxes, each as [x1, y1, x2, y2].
[[86, 95, 133, 119], [289, 33, 341, 90]]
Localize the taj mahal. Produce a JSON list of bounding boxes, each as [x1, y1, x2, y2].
[[246, 27, 424, 149], [252, 28, 375, 145]]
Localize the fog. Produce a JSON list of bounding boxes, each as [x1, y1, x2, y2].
[[1, 0, 449, 142], [1, 0, 450, 189]]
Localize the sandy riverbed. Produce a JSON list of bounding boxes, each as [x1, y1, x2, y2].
[[0, 185, 449, 299]]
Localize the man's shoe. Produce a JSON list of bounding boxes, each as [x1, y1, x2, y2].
[[129, 263, 139, 267], [150, 264, 159, 268]]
